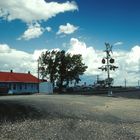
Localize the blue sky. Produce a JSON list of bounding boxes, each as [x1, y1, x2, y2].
[[0, 0, 140, 86], [1, 0, 140, 52]]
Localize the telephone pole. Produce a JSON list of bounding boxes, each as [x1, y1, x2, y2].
[[97, 75, 99, 83], [37, 58, 40, 93], [124, 78, 126, 88], [138, 59, 140, 87]]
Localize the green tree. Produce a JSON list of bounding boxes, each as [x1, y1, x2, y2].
[[39, 50, 60, 87], [39, 50, 87, 91]]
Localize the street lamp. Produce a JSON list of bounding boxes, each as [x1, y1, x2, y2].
[[98, 43, 118, 96]]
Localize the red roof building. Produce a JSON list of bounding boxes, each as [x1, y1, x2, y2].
[[0, 71, 39, 94], [0, 71, 39, 83]]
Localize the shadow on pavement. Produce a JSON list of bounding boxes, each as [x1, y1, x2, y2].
[[0, 100, 42, 123]]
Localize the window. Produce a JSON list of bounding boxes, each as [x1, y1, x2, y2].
[[25, 84, 27, 89], [13, 84, 16, 90], [36, 84, 38, 90], [31, 84, 33, 89], [9, 83, 11, 90], [19, 84, 22, 90]]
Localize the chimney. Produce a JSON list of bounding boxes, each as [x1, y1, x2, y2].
[[10, 70, 13, 73], [28, 71, 30, 74]]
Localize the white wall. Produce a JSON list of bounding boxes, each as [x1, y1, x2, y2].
[[39, 82, 53, 94]]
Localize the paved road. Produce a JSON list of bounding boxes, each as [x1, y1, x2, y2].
[[0, 94, 140, 140]]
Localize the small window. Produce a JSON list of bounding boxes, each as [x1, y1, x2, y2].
[[25, 84, 27, 89], [9, 83, 11, 90], [13, 84, 16, 90], [19, 84, 22, 90], [31, 84, 33, 89], [36, 84, 38, 90]]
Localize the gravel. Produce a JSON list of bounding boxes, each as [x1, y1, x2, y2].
[[0, 94, 140, 140], [0, 119, 139, 140]]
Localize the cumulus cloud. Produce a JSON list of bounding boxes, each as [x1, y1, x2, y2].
[[0, 0, 78, 23], [68, 38, 103, 75], [18, 22, 45, 40], [67, 38, 140, 86], [32, 49, 48, 61], [1, 41, 140, 86], [57, 23, 78, 35], [0, 44, 12, 53], [46, 27, 52, 32], [0, 44, 60, 77], [0, 43, 46, 76], [114, 42, 123, 46], [0, 1, 78, 40]]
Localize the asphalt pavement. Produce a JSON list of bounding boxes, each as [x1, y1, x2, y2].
[[0, 93, 140, 140]]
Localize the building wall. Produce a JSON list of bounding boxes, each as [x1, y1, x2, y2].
[[39, 82, 53, 94], [0, 82, 38, 94]]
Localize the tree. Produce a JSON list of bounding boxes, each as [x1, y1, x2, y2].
[[39, 50, 60, 87], [39, 50, 87, 91]]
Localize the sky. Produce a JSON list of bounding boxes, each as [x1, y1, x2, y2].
[[0, 0, 140, 86]]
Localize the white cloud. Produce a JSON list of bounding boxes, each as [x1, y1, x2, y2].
[[0, 0, 78, 23], [127, 46, 140, 63], [67, 38, 140, 86], [18, 22, 45, 40], [32, 49, 47, 61], [0, 43, 46, 76], [0, 44, 11, 53], [1, 41, 140, 86], [0, 1, 78, 40], [114, 42, 123, 46], [68, 38, 103, 76], [57, 23, 78, 35], [0, 44, 60, 77], [46, 27, 52, 32]]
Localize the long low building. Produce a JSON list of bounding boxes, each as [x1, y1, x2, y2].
[[0, 70, 39, 94]]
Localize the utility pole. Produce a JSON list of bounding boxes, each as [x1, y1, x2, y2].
[[98, 43, 118, 96], [124, 78, 126, 88], [37, 58, 40, 93], [97, 75, 99, 83], [138, 59, 140, 87]]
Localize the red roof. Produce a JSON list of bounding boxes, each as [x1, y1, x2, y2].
[[0, 71, 39, 83]]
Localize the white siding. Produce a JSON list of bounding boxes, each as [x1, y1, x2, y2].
[[39, 82, 53, 94]]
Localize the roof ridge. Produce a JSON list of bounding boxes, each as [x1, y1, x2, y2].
[[0, 71, 29, 74]]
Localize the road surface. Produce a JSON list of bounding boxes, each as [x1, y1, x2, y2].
[[0, 94, 140, 140]]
